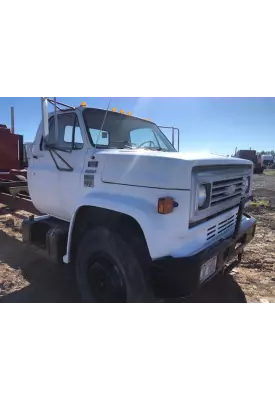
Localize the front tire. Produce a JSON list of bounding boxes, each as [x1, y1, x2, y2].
[[76, 226, 154, 303]]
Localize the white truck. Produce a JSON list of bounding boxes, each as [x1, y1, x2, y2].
[[261, 154, 274, 168], [23, 98, 257, 302]]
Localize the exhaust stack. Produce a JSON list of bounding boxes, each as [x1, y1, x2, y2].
[[11, 107, 15, 134], [41, 97, 49, 138]]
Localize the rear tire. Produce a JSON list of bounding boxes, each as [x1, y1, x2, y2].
[[76, 226, 154, 303]]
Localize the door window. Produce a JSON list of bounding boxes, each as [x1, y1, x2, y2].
[[45, 113, 84, 150]]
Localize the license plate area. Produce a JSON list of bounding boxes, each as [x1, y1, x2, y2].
[[200, 256, 217, 283]]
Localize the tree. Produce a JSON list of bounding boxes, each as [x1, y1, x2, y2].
[[260, 150, 275, 155]]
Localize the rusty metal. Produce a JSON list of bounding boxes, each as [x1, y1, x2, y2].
[[0, 127, 23, 172], [0, 180, 28, 189], [9, 186, 29, 198], [0, 192, 41, 215]]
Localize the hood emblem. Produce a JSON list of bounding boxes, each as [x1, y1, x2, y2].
[[225, 184, 236, 196]]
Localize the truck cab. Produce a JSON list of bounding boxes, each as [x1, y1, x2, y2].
[[24, 98, 257, 302]]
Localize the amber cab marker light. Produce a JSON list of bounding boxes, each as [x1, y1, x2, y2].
[[158, 197, 178, 214]]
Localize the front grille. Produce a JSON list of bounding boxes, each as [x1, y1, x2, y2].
[[210, 177, 244, 206], [207, 213, 237, 241], [190, 165, 251, 228]]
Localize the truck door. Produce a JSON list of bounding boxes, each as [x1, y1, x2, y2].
[[28, 121, 61, 216], [158, 126, 180, 151], [29, 112, 86, 219], [46, 112, 87, 220]]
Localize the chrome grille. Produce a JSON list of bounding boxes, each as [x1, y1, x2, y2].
[[210, 177, 244, 206], [207, 213, 237, 241], [190, 164, 251, 227]]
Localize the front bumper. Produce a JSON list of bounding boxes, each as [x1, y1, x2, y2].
[[151, 208, 256, 299]]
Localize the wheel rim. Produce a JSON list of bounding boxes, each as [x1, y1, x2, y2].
[[87, 255, 127, 302]]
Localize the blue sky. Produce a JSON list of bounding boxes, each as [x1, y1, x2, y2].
[[0, 97, 274, 155]]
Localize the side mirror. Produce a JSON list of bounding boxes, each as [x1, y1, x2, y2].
[[44, 141, 56, 150], [24, 143, 33, 159]]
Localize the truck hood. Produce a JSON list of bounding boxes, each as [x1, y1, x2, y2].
[[99, 149, 252, 190]]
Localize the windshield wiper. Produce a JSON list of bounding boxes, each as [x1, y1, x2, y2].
[[142, 146, 168, 152], [106, 140, 168, 152]]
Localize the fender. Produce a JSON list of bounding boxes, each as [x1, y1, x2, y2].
[[63, 191, 164, 263]]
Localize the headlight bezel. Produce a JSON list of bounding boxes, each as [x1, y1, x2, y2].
[[244, 176, 250, 194], [197, 183, 211, 210], [198, 184, 207, 208]]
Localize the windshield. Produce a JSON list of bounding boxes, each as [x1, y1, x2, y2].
[[83, 108, 176, 152]]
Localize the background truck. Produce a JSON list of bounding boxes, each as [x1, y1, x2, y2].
[[260, 154, 274, 168], [22, 98, 256, 302], [234, 149, 264, 174]]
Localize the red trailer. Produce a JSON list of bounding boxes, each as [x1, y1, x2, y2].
[[0, 105, 28, 180], [0, 123, 27, 178], [0, 110, 39, 214], [0, 107, 28, 202]]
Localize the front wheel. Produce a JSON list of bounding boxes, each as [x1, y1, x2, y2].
[[76, 226, 154, 303]]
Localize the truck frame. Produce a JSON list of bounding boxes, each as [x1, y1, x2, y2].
[[22, 98, 257, 302]]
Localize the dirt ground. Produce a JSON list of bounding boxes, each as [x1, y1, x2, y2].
[[253, 173, 275, 199], [0, 209, 80, 303], [0, 174, 275, 303]]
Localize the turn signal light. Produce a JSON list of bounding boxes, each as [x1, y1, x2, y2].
[[158, 197, 177, 214]]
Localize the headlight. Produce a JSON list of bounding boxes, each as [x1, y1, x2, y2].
[[198, 184, 207, 208], [244, 177, 250, 193]]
